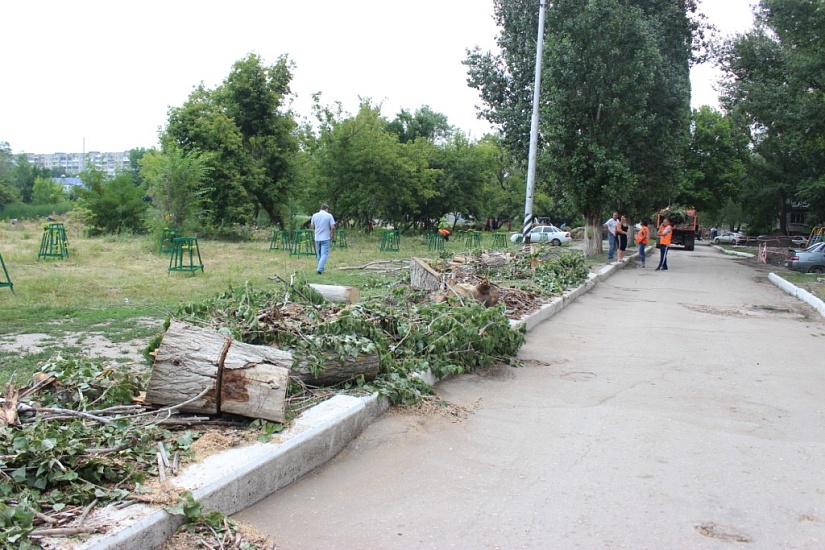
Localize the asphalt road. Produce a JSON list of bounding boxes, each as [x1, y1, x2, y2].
[[234, 246, 825, 549]]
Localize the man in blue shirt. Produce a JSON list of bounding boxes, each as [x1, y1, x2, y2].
[[310, 204, 336, 274]]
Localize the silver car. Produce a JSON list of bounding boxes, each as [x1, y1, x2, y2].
[[510, 225, 572, 246], [785, 242, 825, 273], [712, 231, 745, 245]]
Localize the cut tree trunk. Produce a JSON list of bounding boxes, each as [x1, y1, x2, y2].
[[145, 321, 227, 415], [449, 278, 500, 307], [309, 283, 361, 303], [220, 340, 291, 422], [2, 383, 19, 426], [291, 351, 380, 386], [146, 320, 290, 422], [410, 257, 443, 290]]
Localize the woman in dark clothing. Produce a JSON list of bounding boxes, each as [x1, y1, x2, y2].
[[616, 215, 629, 262]]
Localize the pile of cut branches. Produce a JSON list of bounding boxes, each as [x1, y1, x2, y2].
[[170, 278, 527, 405], [0, 248, 589, 548]]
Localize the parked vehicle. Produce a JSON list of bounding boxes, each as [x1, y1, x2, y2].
[[785, 243, 825, 273], [656, 208, 698, 251], [510, 225, 571, 246], [713, 231, 745, 245], [756, 235, 808, 247]]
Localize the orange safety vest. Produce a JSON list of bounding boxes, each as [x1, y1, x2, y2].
[[658, 225, 672, 246], [636, 226, 649, 245]]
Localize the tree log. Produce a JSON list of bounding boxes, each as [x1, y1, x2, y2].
[[221, 340, 291, 422], [146, 320, 289, 422], [145, 321, 227, 414], [449, 278, 501, 307], [309, 283, 361, 303], [291, 351, 380, 386], [410, 257, 443, 290], [2, 383, 19, 426]]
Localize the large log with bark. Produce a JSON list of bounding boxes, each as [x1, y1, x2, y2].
[[146, 320, 290, 422], [291, 350, 381, 386], [145, 321, 227, 415], [220, 340, 291, 422]]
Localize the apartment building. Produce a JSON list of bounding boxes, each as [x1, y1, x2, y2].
[[26, 151, 131, 176]]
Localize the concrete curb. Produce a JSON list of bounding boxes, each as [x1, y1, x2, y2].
[[768, 272, 825, 318], [710, 243, 755, 258], [74, 394, 391, 549], [63, 253, 632, 549]]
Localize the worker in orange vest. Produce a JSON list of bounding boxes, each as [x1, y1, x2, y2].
[[655, 218, 672, 271], [636, 219, 650, 268]]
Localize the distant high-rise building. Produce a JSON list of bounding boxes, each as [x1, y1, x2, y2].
[[26, 151, 131, 176]]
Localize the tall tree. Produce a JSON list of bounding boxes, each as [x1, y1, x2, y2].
[[220, 54, 298, 227], [164, 85, 249, 226], [0, 142, 17, 208], [679, 106, 750, 217], [163, 54, 298, 230], [719, 0, 825, 227], [466, 0, 699, 255], [311, 102, 438, 231], [139, 147, 211, 235], [386, 106, 454, 144]]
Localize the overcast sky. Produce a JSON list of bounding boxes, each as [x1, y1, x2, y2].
[[1, 0, 757, 155]]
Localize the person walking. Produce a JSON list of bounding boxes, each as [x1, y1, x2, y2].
[[310, 204, 336, 275], [616, 215, 629, 262], [655, 218, 672, 271], [604, 211, 619, 261], [636, 219, 650, 267]]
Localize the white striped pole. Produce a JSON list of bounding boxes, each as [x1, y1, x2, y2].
[[522, 1, 547, 250]]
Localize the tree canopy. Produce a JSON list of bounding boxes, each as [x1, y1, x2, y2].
[[718, 0, 825, 229], [466, 0, 701, 254]]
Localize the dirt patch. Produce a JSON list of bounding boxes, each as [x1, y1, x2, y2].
[[161, 522, 276, 550], [390, 394, 482, 423], [0, 328, 153, 365]]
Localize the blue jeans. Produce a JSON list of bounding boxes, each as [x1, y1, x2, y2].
[[607, 234, 617, 260], [638, 243, 646, 266], [656, 244, 669, 270], [316, 240, 331, 273]]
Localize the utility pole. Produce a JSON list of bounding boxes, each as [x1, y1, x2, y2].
[[521, 1, 547, 249]]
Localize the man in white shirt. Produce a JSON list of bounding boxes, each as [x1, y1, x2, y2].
[[310, 204, 336, 274], [604, 211, 619, 261]]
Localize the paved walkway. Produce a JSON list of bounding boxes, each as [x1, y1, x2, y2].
[[235, 247, 825, 548]]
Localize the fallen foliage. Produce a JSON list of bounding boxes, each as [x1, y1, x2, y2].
[[1, 246, 589, 549]]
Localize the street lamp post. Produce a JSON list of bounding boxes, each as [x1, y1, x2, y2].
[[522, 1, 547, 250]]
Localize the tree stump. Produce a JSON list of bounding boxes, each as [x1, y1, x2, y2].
[[410, 257, 443, 290]]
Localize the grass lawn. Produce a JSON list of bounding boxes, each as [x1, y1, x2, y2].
[[774, 271, 825, 301], [0, 220, 528, 385]]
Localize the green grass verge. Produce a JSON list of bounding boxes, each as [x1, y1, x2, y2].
[[0, 222, 530, 385]]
